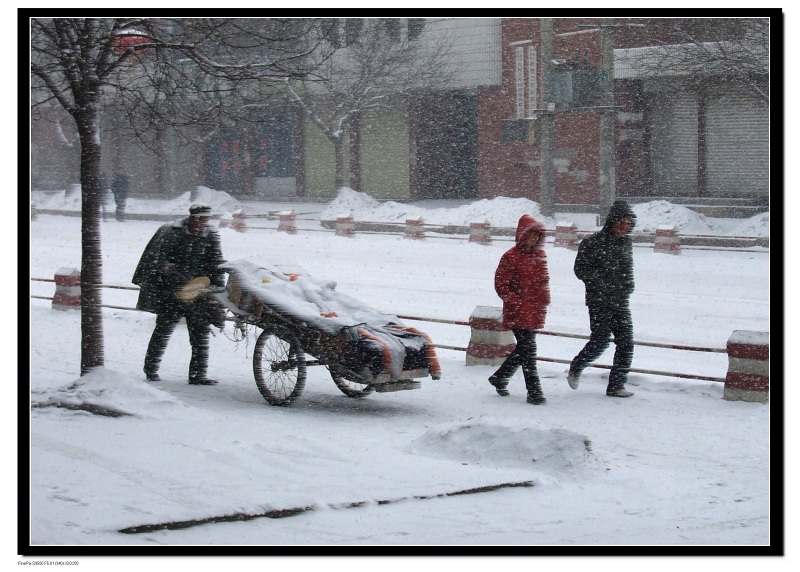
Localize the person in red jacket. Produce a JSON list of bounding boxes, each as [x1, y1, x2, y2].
[[489, 214, 551, 404]]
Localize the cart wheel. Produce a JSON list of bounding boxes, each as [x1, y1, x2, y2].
[[330, 365, 374, 399], [253, 328, 306, 406]]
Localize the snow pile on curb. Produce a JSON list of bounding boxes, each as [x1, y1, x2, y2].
[[31, 369, 186, 418], [320, 188, 556, 229], [407, 416, 599, 479]]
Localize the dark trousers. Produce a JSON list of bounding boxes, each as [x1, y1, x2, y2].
[[144, 305, 210, 381], [114, 198, 126, 221], [491, 329, 543, 396], [570, 302, 634, 391]]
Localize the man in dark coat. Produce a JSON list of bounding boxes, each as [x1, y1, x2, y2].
[[110, 167, 130, 222], [132, 204, 226, 384], [567, 200, 636, 397]]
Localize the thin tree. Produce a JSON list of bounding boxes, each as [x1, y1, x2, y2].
[[30, 17, 330, 375], [282, 18, 454, 190], [619, 17, 770, 103]]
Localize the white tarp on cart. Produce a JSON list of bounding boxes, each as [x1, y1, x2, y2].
[[218, 259, 436, 382]]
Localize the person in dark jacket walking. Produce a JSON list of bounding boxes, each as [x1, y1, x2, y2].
[[99, 171, 112, 222], [132, 204, 226, 385], [567, 200, 636, 397], [110, 167, 130, 222], [489, 214, 551, 404]]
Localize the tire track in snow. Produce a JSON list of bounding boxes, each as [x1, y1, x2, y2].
[[32, 432, 206, 510]]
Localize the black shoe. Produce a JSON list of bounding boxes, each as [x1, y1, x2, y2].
[[189, 377, 219, 385], [489, 375, 509, 396], [526, 393, 547, 405], [145, 372, 160, 382]]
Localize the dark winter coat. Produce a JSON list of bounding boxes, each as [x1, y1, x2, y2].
[[494, 214, 551, 330], [574, 200, 636, 308], [110, 172, 129, 204], [132, 218, 226, 315]]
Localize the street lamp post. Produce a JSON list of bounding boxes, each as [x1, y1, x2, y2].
[[539, 19, 555, 218], [597, 18, 616, 224]]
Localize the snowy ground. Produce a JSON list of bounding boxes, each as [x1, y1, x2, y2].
[[24, 188, 777, 567]]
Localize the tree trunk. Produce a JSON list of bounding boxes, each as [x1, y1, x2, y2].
[[77, 111, 105, 375], [333, 136, 345, 190]]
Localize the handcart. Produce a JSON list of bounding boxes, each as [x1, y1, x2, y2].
[[201, 260, 441, 406]]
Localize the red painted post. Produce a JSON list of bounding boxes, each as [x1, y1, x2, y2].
[[404, 218, 425, 240], [336, 216, 356, 237], [231, 209, 248, 233], [52, 268, 81, 311], [554, 222, 580, 250], [654, 225, 681, 254], [724, 330, 769, 403], [466, 306, 516, 366], [469, 222, 492, 245], [278, 211, 297, 234]]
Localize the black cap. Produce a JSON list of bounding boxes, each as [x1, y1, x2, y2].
[[189, 204, 212, 217]]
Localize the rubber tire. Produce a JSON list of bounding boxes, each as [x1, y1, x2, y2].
[[330, 365, 374, 399], [253, 328, 306, 406]]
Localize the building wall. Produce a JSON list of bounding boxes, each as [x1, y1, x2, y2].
[[302, 119, 350, 198], [477, 18, 605, 205], [359, 108, 410, 199], [411, 90, 478, 200], [31, 109, 80, 191], [426, 18, 502, 90]]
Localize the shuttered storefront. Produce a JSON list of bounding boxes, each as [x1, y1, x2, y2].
[[648, 90, 698, 196], [705, 91, 769, 196]]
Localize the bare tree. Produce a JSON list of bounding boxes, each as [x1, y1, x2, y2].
[[620, 17, 770, 102], [30, 17, 330, 375], [282, 18, 453, 189]]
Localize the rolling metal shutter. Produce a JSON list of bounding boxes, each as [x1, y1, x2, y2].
[[705, 91, 769, 196], [649, 91, 698, 195]]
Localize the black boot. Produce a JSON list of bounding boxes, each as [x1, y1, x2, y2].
[[526, 391, 547, 405], [525, 379, 546, 404], [488, 374, 510, 396], [189, 377, 218, 385]]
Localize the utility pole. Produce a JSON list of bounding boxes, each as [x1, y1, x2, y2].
[[597, 17, 616, 224], [539, 18, 555, 218]]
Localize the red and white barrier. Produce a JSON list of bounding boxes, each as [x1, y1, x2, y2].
[[554, 222, 580, 250], [278, 211, 297, 234], [232, 209, 248, 233], [335, 216, 356, 237], [654, 225, 681, 254], [52, 267, 81, 311], [404, 218, 426, 240], [466, 306, 516, 366], [723, 330, 769, 403], [218, 213, 232, 229], [469, 222, 492, 245]]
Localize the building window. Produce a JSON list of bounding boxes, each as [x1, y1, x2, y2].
[[515, 46, 525, 118]]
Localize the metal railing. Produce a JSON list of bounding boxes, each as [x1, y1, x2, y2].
[[31, 277, 728, 383]]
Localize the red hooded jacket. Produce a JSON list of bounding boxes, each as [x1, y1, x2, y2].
[[494, 214, 551, 330]]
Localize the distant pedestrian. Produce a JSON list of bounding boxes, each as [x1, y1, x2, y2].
[[110, 167, 130, 222], [567, 200, 636, 398], [99, 171, 111, 221], [489, 214, 551, 404], [132, 204, 227, 385]]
